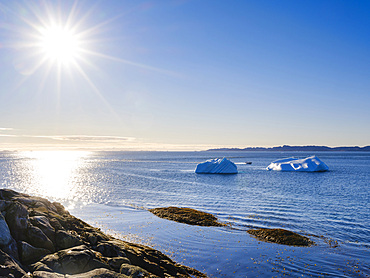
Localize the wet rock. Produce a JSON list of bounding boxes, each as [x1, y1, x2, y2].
[[19, 241, 50, 265], [0, 249, 27, 278], [247, 228, 314, 246], [33, 245, 110, 275], [56, 230, 83, 250], [149, 207, 225, 227]]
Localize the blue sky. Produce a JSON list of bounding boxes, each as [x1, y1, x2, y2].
[[0, 0, 369, 150]]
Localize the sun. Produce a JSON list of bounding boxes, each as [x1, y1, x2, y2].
[[39, 25, 80, 65]]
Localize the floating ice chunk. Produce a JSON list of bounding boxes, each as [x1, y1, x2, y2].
[[266, 156, 329, 172], [195, 158, 238, 174]]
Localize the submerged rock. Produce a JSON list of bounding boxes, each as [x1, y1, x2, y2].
[[247, 228, 314, 246], [149, 207, 225, 227], [195, 157, 238, 174], [0, 189, 206, 278], [266, 155, 329, 172]]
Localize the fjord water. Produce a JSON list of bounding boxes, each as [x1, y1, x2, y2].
[[1, 151, 369, 277]]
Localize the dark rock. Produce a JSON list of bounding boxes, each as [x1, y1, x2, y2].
[[95, 241, 126, 258], [56, 230, 83, 250], [33, 269, 129, 278], [5, 201, 29, 241], [149, 207, 225, 227], [120, 263, 152, 278], [30, 216, 55, 241], [85, 232, 98, 246], [108, 257, 131, 270], [67, 268, 129, 278], [26, 225, 55, 252], [1, 238, 19, 261], [33, 245, 110, 275], [49, 217, 64, 231], [0, 212, 13, 247], [0, 188, 23, 200], [0, 249, 27, 278], [0, 189, 206, 278], [12, 196, 58, 213], [0, 200, 10, 211], [247, 228, 314, 246], [32, 271, 65, 278], [52, 202, 67, 215], [19, 241, 50, 265]]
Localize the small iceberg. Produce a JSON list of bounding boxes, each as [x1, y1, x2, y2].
[[195, 158, 238, 174], [266, 156, 329, 172]]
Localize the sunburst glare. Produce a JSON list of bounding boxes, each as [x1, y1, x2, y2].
[[23, 151, 89, 200], [38, 25, 81, 65]]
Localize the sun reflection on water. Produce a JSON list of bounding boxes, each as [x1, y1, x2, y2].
[[21, 151, 89, 201]]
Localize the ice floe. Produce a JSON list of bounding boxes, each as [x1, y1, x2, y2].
[[266, 156, 329, 172], [195, 157, 238, 174]]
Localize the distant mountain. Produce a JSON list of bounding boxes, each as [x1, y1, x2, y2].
[[207, 145, 370, 152]]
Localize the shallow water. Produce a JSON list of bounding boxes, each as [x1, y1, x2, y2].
[[1, 150, 369, 277]]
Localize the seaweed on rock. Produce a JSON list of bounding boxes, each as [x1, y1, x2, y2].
[[149, 207, 225, 227]]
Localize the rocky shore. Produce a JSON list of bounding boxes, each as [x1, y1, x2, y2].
[[0, 189, 207, 278]]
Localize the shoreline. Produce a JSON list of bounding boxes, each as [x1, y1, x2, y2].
[[0, 189, 207, 278]]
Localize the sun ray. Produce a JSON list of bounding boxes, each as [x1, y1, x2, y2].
[[71, 61, 121, 120], [81, 49, 180, 77]]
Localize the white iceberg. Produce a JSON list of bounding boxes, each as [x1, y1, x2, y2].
[[266, 156, 329, 172], [195, 158, 238, 174]]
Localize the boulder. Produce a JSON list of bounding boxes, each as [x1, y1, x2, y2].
[[0, 249, 27, 278], [26, 225, 55, 252], [195, 157, 238, 174], [5, 201, 29, 241], [266, 156, 329, 172], [67, 268, 129, 278], [30, 216, 55, 241], [108, 257, 131, 270], [95, 241, 126, 258], [0, 212, 13, 247], [56, 230, 83, 250], [32, 245, 110, 275], [19, 241, 50, 265], [120, 263, 151, 277], [32, 271, 65, 278]]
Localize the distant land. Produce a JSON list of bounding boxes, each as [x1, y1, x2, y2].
[[207, 145, 370, 152]]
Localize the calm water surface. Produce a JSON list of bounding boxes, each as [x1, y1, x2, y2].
[[0, 151, 369, 277]]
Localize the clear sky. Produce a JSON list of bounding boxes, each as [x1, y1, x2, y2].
[[0, 0, 369, 150]]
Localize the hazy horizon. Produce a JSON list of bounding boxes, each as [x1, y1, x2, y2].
[[1, 0, 369, 150]]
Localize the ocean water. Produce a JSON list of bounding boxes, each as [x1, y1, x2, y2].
[[0, 150, 369, 277]]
